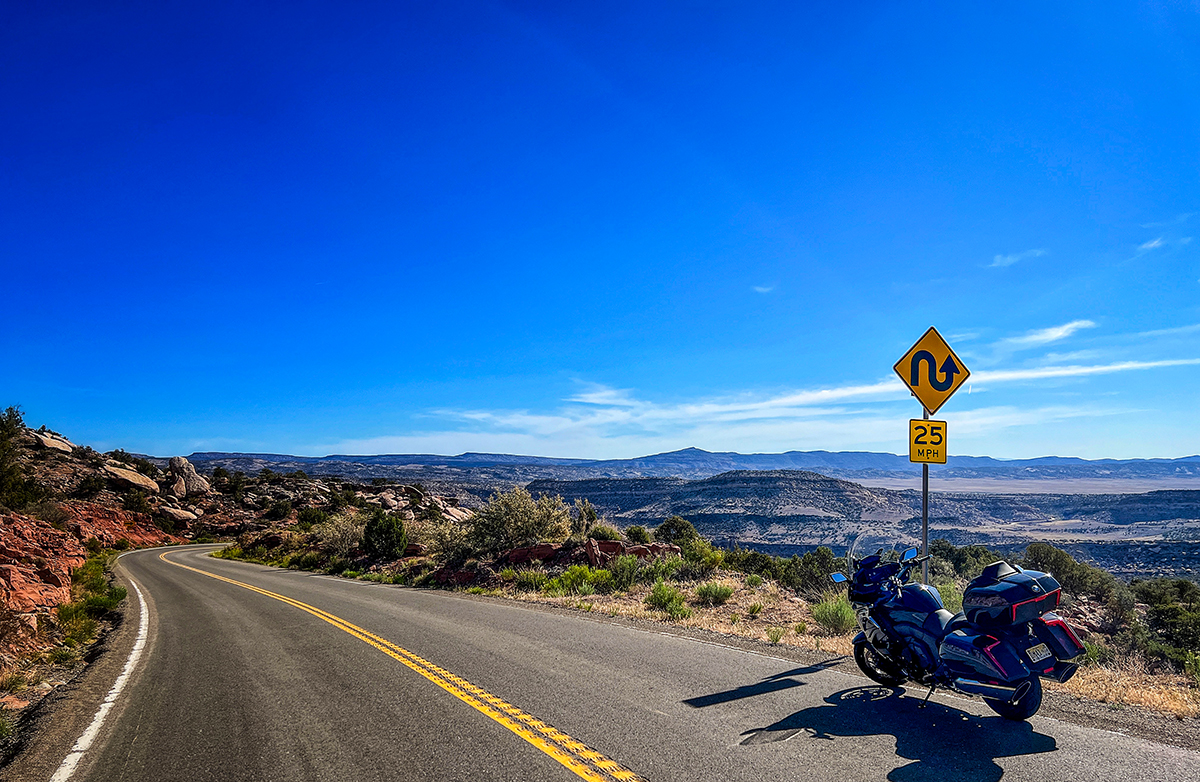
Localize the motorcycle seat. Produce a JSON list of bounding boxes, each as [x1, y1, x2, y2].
[[924, 609, 971, 639]]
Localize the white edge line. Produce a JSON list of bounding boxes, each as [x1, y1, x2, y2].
[[49, 562, 149, 782]]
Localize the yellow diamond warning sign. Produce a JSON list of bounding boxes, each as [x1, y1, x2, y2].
[[909, 419, 947, 464], [893, 327, 970, 415]]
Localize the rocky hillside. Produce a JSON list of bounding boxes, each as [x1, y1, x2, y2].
[[0, 416, 471, 662]]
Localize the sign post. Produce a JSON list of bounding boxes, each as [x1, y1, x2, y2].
[[894, 327, 970, 583]]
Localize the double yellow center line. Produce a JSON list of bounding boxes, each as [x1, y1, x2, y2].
[[158, 552, 646, 782]]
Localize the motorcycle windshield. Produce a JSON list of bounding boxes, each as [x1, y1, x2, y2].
[[846, 531, 921, 571]]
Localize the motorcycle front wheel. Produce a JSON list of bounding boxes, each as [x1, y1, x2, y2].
[[984, 674, 1043, 720], [853, 641, 906, 687]]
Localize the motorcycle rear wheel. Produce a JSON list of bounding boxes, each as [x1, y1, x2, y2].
[[984, 675, 1042, 720], [853, 641, 906, 687]]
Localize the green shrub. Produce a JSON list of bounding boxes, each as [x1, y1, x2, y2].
[[767, 627, 785, 644], [0, 406, 50, 511], [214, 544, 244, 560], [645, 578, 691, 619], [552, 565, 613, 595], [469, 487, 571, 554], [290, 551, 323, 571], [81, 585, 127, 617], [265, 500, 293, 521], [637, 555, 683, 584], [934, 581, 963, 613], [747, 601, 764, 617], [680, 537, 723, 576], [772, 546, 843, 597], [572, 498, 599, 536], [296, 507, 328, 532], [0, 673, 26, 693], [84, 537, 103, 554], [1184, 651, 1200, 688], [499, 567, 517, 581], [113, 538, 130, 551], [515, 570, 549, 592], [745, 574, 763, 589], [589, 524, 622, 541], [74, 474, 106, 499], [325, 557, 350, 575], [559, 565, 597, 595], [589, 569, 614, 594], [812, 592, 856, 634], [122, 490, 151, 515], [794, 621, 807, 635], [694, 582, 734, 606], [1083, 640, 1114, 667], [313, 513, 366, 558], [363, 508, 408, 560], [626, 525, 652, 544], [342, 570, 361, 579], [655, 516, 699, 546], [609, 555, 639, 592]]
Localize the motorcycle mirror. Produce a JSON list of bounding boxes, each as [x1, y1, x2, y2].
[[829, 572, 848, 583], [901, 547, 919, 562]]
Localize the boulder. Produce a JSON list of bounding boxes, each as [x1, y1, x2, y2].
[[167, 457, 211, 497], [160, 506, 197, 523], [33, 432, 73, 454], [103, 464, 160, 494], [503, 543, 563, 566], [168, 475, 188, 499]]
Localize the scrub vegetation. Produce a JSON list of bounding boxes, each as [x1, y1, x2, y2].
[[213, 486, 1200, 719]]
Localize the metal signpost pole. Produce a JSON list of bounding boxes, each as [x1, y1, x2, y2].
[[922, 407, 929, 585], [893, 326, 969, 587]]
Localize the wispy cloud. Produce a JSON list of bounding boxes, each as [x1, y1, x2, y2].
[[989, 248, 1046, 268], [997, 320, 1096, 349], [1139, 237, 1164, 251], [1136, 323, 1200, 338], [314, 356, 1200, 458], [973, 358, 1200, 384], [753, 285, 775, 294]]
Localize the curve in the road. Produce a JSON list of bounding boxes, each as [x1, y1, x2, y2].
[[156, 550, 645, 782]]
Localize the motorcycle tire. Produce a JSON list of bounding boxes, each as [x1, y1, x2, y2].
[[984, 675, 1042, 721], [853, 641, 906, 687]]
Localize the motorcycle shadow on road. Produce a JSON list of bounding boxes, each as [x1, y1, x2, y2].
[[739, 685, 1057, 782], [681, 661, 839, 708]]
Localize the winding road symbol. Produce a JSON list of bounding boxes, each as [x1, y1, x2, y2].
[[909, 351, 962, 392], [893, 327, 971, 414]]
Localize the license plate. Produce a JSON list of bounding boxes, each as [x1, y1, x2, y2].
[[1026, 643, 1051, 663]]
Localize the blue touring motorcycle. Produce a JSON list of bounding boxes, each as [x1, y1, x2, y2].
[[830, 535, 1086, 720]]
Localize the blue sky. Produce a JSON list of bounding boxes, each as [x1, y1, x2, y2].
[[3, 2, 1198, 460]]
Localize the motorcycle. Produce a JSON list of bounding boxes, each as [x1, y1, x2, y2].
[[829, 535, 1086, 720]]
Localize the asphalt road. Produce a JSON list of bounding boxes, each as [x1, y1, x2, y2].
[[17, 546, 1200, 782]]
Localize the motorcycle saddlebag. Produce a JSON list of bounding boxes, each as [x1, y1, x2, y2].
[[1032, 612, 1086, 662], [963, 562, 1061, 628]]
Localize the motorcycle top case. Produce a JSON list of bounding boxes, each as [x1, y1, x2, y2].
[[963, 561, 1061, 628]]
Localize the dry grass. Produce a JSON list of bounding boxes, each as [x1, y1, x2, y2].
[[503, 572, 855, 653], [1048, 654, 1200, 719], [493, 571, 1198, 718]]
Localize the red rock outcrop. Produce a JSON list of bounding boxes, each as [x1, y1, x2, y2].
[[0, 503, 181, 616]]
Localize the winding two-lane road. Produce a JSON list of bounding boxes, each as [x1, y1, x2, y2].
[[15, 546, 1200, 782]]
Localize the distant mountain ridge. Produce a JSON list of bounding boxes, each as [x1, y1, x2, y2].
[[186, 446, 1200, 481]]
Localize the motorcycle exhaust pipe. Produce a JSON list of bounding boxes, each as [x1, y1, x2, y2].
[[1051, 661, 1078, 684], [953, 678, 1031, 704]]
